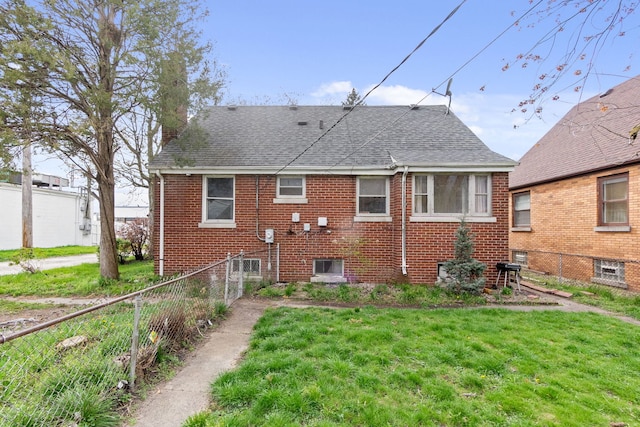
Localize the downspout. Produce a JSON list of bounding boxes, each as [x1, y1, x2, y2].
[[255, 175, 265, 241], [155, 171, 165, 276], [401, 166, 408, 275]]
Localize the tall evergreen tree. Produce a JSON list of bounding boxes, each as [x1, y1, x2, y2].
[[342, 88, 364, 107]]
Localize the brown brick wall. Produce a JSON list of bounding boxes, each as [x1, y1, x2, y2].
[[154, 172, 511, 285], [510, 165, 640, 291]]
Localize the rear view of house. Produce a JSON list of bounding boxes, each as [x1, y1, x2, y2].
[[510, 76, 640, 292], [149, 105, 516, 285]]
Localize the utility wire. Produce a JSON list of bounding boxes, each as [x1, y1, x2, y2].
[[273, 0, 467, 175], [326, 0, 546, 170]]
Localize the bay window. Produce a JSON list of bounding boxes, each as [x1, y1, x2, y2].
[[412, 174, 491, 218]]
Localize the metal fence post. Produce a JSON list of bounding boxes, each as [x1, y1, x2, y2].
[[238, 250, 244, 299], [225, 252, 231, 305], [129, 294, 143, 391], [276, 243, 280, 283], [558, 253, 563, 283]]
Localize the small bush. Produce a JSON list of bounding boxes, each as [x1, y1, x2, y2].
[[116, 238, 132, 264], [11, 248, 39, 273], [117, 219, 149, 261], [284, 283, 297, 297]]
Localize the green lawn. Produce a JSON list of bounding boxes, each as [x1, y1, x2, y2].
[[0, 260, 156, 297], [525, 275, 640, 321], [186, 306, 640, 427], [0, 245, 98, 262]]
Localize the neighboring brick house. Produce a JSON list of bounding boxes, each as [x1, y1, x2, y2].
[[510, 75, 640, 292], [149, 105, 516, 285]]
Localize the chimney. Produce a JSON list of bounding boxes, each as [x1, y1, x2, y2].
[[160, 52, 188, 146]]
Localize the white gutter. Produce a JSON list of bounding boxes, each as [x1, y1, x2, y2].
[[155, 171, 165, 276], [401, 166, 408, 276]]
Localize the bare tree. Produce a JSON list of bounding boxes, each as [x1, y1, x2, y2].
[[503, 0, 638, 116], [115, 51, 225, 257], [0, 0, 220, 279]]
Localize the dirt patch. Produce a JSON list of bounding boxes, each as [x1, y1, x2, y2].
[[0, 305, 78, 335]]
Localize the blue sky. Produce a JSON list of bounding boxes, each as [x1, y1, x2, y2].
[[29, 0, 639, 205], [205, 0, 640, 161]]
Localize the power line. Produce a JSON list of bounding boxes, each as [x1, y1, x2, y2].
[[325, 0, 547, 170], [273, 0, 467, 175]]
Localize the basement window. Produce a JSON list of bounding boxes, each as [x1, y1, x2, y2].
[[512, 251, 528, 267], [311, 259, 346, 283], [232, 258, 261, 276], [593, 259, 626, 288]]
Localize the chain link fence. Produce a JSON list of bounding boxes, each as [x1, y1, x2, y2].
[[0, 248, 278, 427], [510, 248, 640, 290]]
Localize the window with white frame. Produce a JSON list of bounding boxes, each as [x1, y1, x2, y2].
[[313, 259, 344, 276], [593, 259, 625, 286], [513, 191, 531, 227], [598, 173, 628, 225], [277, 176, 305, 197], [232, 258, 261, 276], [357, 177, 389, 215], [413, 174, 491, 216], [205, 176, 234, 221]]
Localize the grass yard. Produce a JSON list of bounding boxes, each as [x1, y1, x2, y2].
[[0, 245, 98, 262], [0, 260, 157, 297], [524, 275, 640, 321], [186, 306, 640, 427], [1, 297, 229, 427]]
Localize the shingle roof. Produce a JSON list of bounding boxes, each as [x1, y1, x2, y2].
[[149, 105, 516, 172], [510, 75, 640, 189]]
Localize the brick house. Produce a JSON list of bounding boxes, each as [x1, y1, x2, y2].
[[509, 75, 640, 292], [149, 105, 516, 285]]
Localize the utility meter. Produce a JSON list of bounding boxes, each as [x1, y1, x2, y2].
[[265, 228, 274, 243]]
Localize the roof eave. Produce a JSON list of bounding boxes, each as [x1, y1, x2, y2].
[[151, 162, 517, 176]]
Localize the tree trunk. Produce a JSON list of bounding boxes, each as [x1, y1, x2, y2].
[[21, 143, 33, 248], [98, 172, 119, 279]]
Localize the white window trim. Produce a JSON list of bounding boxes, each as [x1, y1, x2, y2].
[[513, 191, 531, 228], [411, 215, 496, 223], [355, 176, 391, 221], [199, 175, 236, 228], [274, 176, 308, 204], [410, 174, 495, 222], [599, 174, 629, 226]]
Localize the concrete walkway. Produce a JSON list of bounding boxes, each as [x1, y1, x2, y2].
[[123, 298, 272, 427], [0, 253, 98, 276]]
